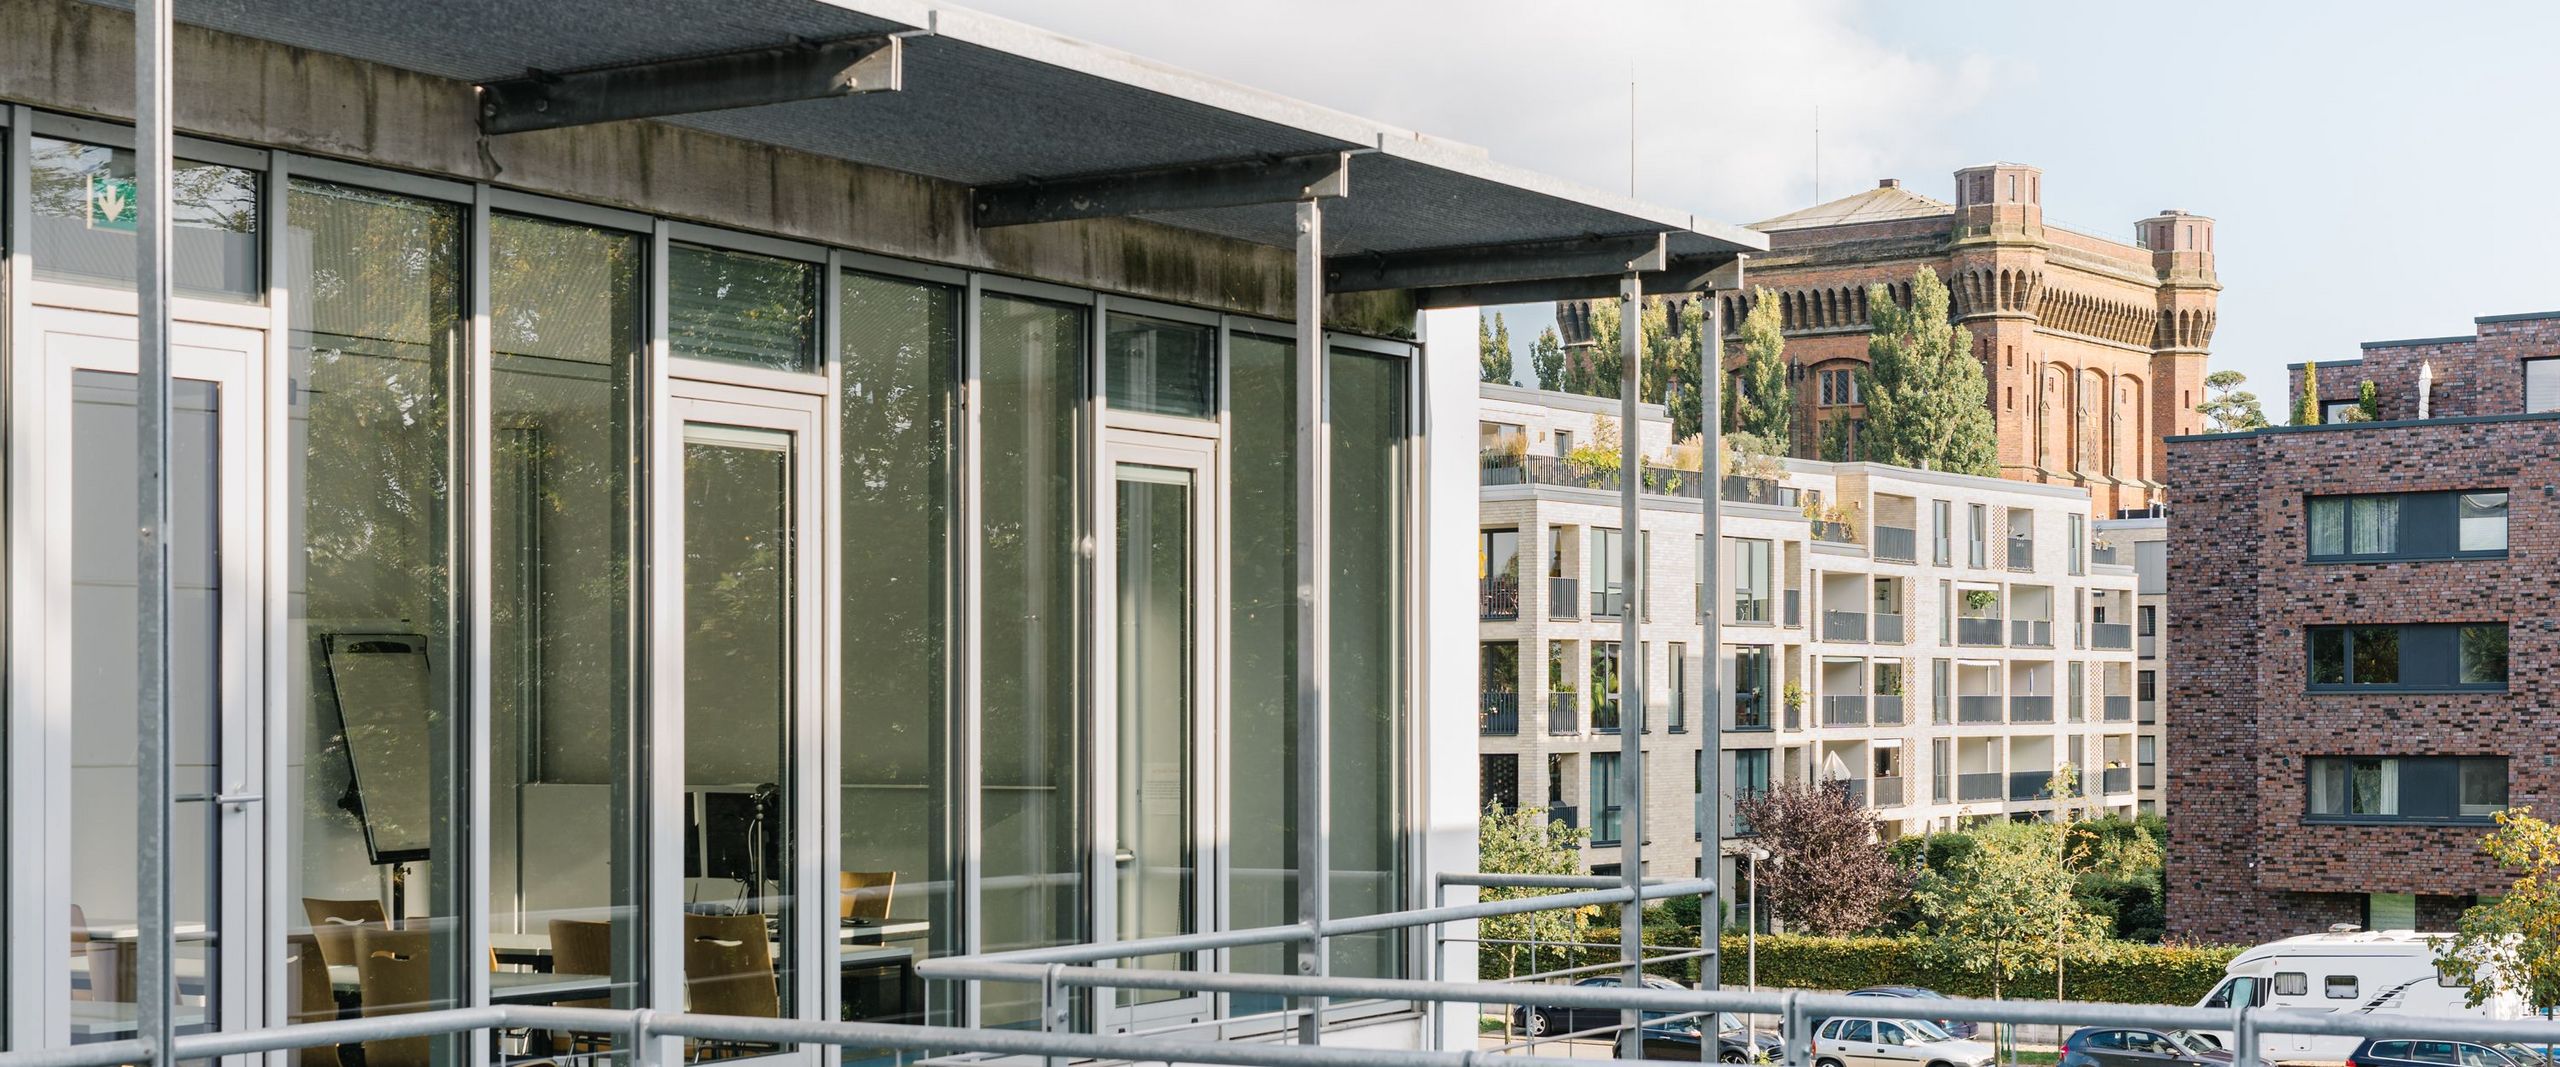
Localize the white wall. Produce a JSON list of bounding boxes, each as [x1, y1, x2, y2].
[[1419, 306, 1480, 1051]]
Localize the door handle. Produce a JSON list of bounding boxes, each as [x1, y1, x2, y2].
[[217, 792, 264, 809], [1114, 848, 1137, 867]]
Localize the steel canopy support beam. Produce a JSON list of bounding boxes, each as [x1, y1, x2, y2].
[[972, 151, 1349, 227], [1408, 253, 1740, 309], [1615, 271, 1645, 1062], [1324, 232, 1667, 294], [134, 4, 176, 1067], [1292, 195, 1333, 1047], [476, 36, 902, 135], [1696, 257, 1741, 998]]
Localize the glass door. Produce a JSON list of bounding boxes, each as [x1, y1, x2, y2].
[[1098, 435, 1215, 1033], [26, 308, 263, 1048]]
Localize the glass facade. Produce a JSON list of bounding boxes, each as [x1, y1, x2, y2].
[[28, 136, 260, 301]]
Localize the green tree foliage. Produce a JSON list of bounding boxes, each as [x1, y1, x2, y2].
[[1843, 267, 1998, 474], [1728, 287, 1794, 450], [1730, 782, 1907, 935], [1477, 802, 1601, 979], [1910, 819, 2113, 998], [1480, 311, 1515, 384], [2194, 369, 2270, 433], [1556, 298, 1708, 438], [2294, 362, 2322, 426], [2359, 378, 2382, 422], [1531, 326, 1568, 392], [2436, 808, 2560, 1012], [1885, 813, 2168, 943]]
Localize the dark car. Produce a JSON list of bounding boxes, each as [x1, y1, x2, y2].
[[2063, 1026, 2234, 1067], [1621, 1012, 1788, 1062], [1514, 975, 1688, 1038], [1829, 987, 1979, 1040], [2348, 1038, 2531, 1067]]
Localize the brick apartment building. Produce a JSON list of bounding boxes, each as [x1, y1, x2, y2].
[[2165, 310, 2560, 943], [1564, 163, 2218, 519]]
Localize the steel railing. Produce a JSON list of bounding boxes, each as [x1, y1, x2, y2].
[[1481, 578, 1521, 619], [1957, 695, 2004, 723], [1872, 693, 1905, 725], [1873, 525, 1917, 562], [1481, 691, 1521, 735], [1874, 612, 1906, 644], [1957, 770, 2004, 801], [1546, 690, 1580, 734], [1547, 577, 1579, 619], [2010, 694, 2054, 722], [2011, 618, 2053, 647], [1821, 694, 1867, 726], [1957, 616, 2005, 646], [1822, 609, 1867, 642], [2094, 622, 2134, 649]]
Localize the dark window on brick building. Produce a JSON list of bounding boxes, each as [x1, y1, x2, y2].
[[2308, 623, 2507, 690], [2307, 756, 2507, 823], [2307, 490, 2507, 561]]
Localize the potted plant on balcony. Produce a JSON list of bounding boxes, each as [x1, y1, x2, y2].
[[1781, 680, 1806, 721]]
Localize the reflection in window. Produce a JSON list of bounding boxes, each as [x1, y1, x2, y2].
[[2458, 493, 2508, 552], [1106, 313, 1215, 418], [2310, 757, 2507, 822], [2309, 624, 2505, 690], [2308, 490, 2505, 560], [29, 136, 261, 300], [1226, 331, 1297, 1012], [668, 243, 818, 371], [1330, 347, 1409, 981], [839, 270, 959, 1026]]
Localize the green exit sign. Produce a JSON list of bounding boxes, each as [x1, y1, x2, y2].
[[89, 173, 136, 233]]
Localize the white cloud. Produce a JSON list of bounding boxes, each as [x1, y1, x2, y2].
[[944, 0, 1994, 223]]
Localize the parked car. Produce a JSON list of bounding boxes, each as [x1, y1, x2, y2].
[[1814, 987, 1979, 1040], [1620, 1012, 1788, 1062], [2349, 1038, 2535, 1067], [1810, 1016, 1994, 1067], [2497, 1044, 2559, 1067], [2062, 1026, 2234, 1067], [1514, 974, 1688, 1038]]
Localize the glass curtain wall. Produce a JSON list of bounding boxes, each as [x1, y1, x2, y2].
[[976, 294, 1086, 1027], [1226, 331, 1296, 1012], [27, 136, 261, 300], [284, 179, 464, 1050], [1328, 348, 1407, 980], [486, 213, 645, 1028], [839, 271, 959, 1027]]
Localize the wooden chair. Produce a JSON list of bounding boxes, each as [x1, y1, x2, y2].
[[354, 927, 436, 1067], [839, 871, 898, 923], [547, 919, 616, 1054], [302, 897, 387, 973], [684, 913, 779, 1060], [286, 933, 344, 1067]]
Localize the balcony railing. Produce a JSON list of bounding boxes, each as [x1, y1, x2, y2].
[[2007, 536, 2033, 571], [2009, 618, 2052, 647], [1822, 609, 1868, 642], [1591, 586, 1625, 619], [1874, 525, 1917, 563], [1479, 691, 1519, 735], [2091, 543, 2122, 566], [1821, 694, 1868, 726], [1826, 778, 1867, 808], [2009, 770, 2054, 801], [1548, 576, 1579, 620], [2009, 694, 2054, 722], [1547, 690, 1579, 734], [1874, 612, 1906, 644], [1480, 578, 1519, 620], [2093, 622, 2133, 649], [2102, 767, 2133, 794], [1783, 589, 1802, 628], [1479, 455, 1807, 509], [1811, 519, 1856, 545], [1872, 775, 1905, 807], [2103, 695, 2132, 722], [1872, 693, 1905, 725], [1957, 616, 2005, 646], [1958, 695, 2003, 723], [1723, 474, 1797, 507], [1957, 771, 2003, 801]]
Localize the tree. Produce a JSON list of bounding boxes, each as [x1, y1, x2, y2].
[[1654, 298, 1707, 440], [2435, 808, 2560, 1014], [1477, 802, 1601, 979], [1531, 326, 1567, 392], [2358, 379, 2382, 422], [1730, 782, 1906, 935], [1728, 287, 1794, 450], [1911, 816, 2113, 1000], [2194, 369, 2269, 433], [1480, 311, 1515, 384], [2294, 362, 2322, 426], [1847, 267, 1998, 474]]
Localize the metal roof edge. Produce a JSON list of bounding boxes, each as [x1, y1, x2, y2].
[[2475, 309, 2560, 325], [2360, 334, 2474, 350], [1373, 135, 1766, 253], [2166, 410, 2560, 443]]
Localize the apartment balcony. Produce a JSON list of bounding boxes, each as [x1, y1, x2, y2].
[[2009, 618, 2052, 648], [1480, 578, 1520, 620], [1547, 691, 1579, 734], [2009, 770, 2054, 801], [1783, 589, 1802, 628], [1548, 577, 1580, 620], [1811, 519, 1856, 545], [1479, 691, 1519, 736], [2093, 622, 2133, 650], [1872, 775, 1905, 807], [1823, 610, 1868, 642], [1875, 525, 1917, 563], [1873, 694, 1905, 725], [2103, 695, 2132, 722], [1874, 612, 1906, 644], [1547, 804, 1580, 831], [1957, 617, 2005, 646], [1590, 586, 1627, 619], [2007, 536, 2034, 572], [2091, 543, 2122, 567], [2009, 695, 2054, 723], [1827, 778, 1868, 808], [1723, 474, 1790, 507], [1822, 694, 1868, 727], [1957, 695, 2003, 723], [1957, 772, 2003, 802], [2102, 767, 2133, 794]]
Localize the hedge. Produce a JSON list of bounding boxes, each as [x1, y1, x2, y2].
[[1712, 934, 2239, 1006]]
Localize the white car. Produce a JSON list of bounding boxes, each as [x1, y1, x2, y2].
[[1813, 1016, 1997, 1067]]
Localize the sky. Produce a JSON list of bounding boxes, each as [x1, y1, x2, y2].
[[954, 0, 2560, 403]]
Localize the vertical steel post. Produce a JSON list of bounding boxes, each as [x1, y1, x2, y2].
[[1698, 272, 1731, 993], [133, 4, 177, 1067], [1040, 963, 1069, 1067], [1292, 194, 1332, 1046], [1615, 272, 1643, 1060]]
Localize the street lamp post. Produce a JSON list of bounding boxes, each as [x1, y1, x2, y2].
[[1747, 846, 1771, 1055]]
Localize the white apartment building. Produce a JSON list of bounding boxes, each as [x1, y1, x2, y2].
[[1477, 383, 2146, 895], [2094, 516, 2169, 814]]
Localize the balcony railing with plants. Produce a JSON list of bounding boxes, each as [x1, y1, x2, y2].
[[1480, 691, 1519, 735], [1810, 519, 1856, 545], [2102, 767, 2133, 794], [1822, 610, 1868, 642], [1874, 525, 1917, 563], [2093, 622, 2133, 649], [1957, 616, 2005, 647], [1821, 694, 1868, 726], [2009, 694, 2054, 722], [2103, 695, 2132, 722], [1872, 775, 1905, 807], [1872, 693, 1905, 725], [1548, 576, 1579, 620], [2007, 536, 2034, 571], [1957, 772, 2003, 802], [2009, 618, 2052, 647], [1958, 695, 2003, 723], [1874, 612, 1906, 644], [1478, 453, 1807, 507], [1481, 578, 1520, 620], [2009, 770, 2054, 801], [1547, 690, 1579, 735]]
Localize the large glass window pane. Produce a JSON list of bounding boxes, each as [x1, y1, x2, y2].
[[2351, 626, 2400, 685], [2307, 497, 2345, 557], [285, 179, 462, 1042], [1105, 313, 1214, 418], [1590, 642, 1621, 731], [2348, 496, 2398, 555], [668, 243, 818, 372], [30, 137, 261, 300], [1734, 646, 1770, 728], [2459, 759, 2508, 816], [2460, 625, 2508, 686], [1225, 332, 1297, 1008], [2309, 628, 2347, 686], [1589, 753, 1622, 845], [977, 294, 1086, 1026], [2458, 493, 2508, 553], [487, 214, 644, 1025], [839, 272, 959, 1026], [1329, 348, 1408, 980], [1735, 539, 1770, 622]]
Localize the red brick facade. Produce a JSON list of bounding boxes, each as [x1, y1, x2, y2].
[[2165, 410, 2560, 943], [2290, 312, 2560, 422], [1570, 164, 2219, 519]]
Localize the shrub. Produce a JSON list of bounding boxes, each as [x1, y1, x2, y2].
[[1711, 933, 2237, 1005]]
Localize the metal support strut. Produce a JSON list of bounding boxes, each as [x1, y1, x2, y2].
[[134, 4, 177, 1067], [1615, 271, 1644, 1060], [1697, 260, 1739, 994], [1292, 191, 1334, 1046]]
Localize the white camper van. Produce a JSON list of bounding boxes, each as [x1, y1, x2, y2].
[[2190, 928, 2537, 1064]]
